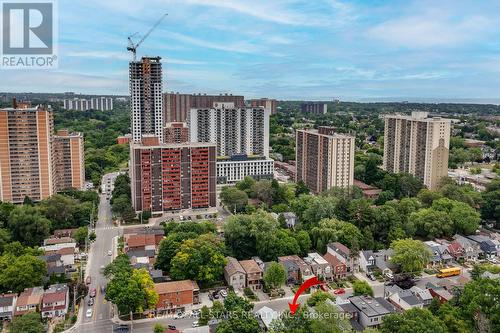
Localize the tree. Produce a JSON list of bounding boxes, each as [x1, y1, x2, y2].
[[170, 234, 227, 285], [0, 228, 11, 254], [220, 187, 248, 213], [131, 268, 159, 312], [223, 291, 253, 312], [7, 206, 51, 246], [458, 278, 500, 332], [263, 262, 287, 290], [375, 190, 394, 205], [431, 198, 480, 235], [199, 305, 210, 325], [155, 232, 197, 271], [353, 280, 373, 296], [481, 180, 500, 223], [153, 324, 165, 333], [215, 309, 261, 333], [39, 194, 79, 230], [417, 189, 443, 207], [294, 230, 312, 256], [310, 218, 363, 253], [381, 308, 447, 333], [371, 205, 401, 245], [236, 176, 256, 194], [409, 208, 453, 239], [0, 253, 46, 293], [9, 312, 45, 333], [306, 290, 334, 307], [295, 180, 310, 197], [73, 226, 88, 245], [390, 239, 430, 275]]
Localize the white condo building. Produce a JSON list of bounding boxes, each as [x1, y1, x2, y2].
[[129, 56, 163, 143]]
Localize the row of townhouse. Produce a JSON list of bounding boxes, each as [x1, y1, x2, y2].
[[0, 284, 69, 321], [39, 236, 79, 280]]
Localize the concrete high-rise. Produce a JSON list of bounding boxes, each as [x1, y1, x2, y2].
[[130, 136, 217, 214], [383, 111, 451, 190], [164, 122, 189, 144], [0, 104, 55, 203], [130, 57, 163, 143], [164, 92, 245, 123], [301, 102, 327, 115], [248, 98, 277, 114], [296, 129, 355, 193], [187, 104, 269, 158], [53, 130, 85, 191]]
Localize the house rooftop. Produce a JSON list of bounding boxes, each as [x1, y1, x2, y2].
[[350, 296, 395, 317], [225, 257, 245, 276], [154, 280, 199, 294], [240, 259, 263, 274]]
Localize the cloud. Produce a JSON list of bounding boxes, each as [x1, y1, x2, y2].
[[368, 14, 493, 48], [65, 50, 205, 65]]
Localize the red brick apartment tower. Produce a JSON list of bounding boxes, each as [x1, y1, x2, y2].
[[0, 104, 54, 203], [164, 122, 189, 143], [130, 137, 216, 214], [248, 98, 277, 114], [53, 130, 85, 191]]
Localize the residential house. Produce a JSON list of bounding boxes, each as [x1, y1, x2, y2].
[[155, 280, 199, 314], [0, 293, 17, 321], [428, 288, 453, 304], [41, 284, 69, 318], [256, 306, 279, 332], [359, 249, 397, 276], [353, 179, 382, 199], [44, 237, 76, 246], [124, 234, 158, 253], [384, 285, 423, 311], [41, 242, 77, 267], [304, 253, 333, 281], [452, 235, 480, 262], [349, 295, 396, 329], [240, 259, 263, 291], [323, 252, 347, 280], [424, 241, 453, 268], [278, 255, 312, 284], [447, 241, 465, 261], [282, 212, 297, 229], [124, 226, 165, 245], [38, 254, 66, 277], [53, 228, 78, 238], [126, 249, 156, 266], [224, 257, 246, 290], [326, 242, 358, 274], [15, 287, 44, 316], [466, 235, 498, 259], [149, 269, 167, 283], [409, 286, 433, 306]]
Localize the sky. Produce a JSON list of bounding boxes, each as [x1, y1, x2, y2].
[[2, 0, 500, 101]]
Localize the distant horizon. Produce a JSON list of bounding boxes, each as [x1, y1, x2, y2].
[[2, 91, 500, 106]]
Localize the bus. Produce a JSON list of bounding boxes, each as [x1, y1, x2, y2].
[[436, 267, 461, 278]]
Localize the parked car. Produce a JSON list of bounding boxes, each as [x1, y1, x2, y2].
[[168, 325, 176, 330], [86, 276, 91, 285], [192, 321, 199, 327], [366, 273, 376, 281], [191, 309, 201, 317], [320, 284, 329, 292], [108, 250, 113, 256], [88, 298, 94, 306], [113, 324, 130, 333], [212, 291, 220, 299], [174, 312, 186, 319], [219, 289, 228, 298], [333, 288, 345, 295], [86, 308, 93, 318], [89, 288, 96, 298]]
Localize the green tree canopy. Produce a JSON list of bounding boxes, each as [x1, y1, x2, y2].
[[390, 238, 431, 275], [263, 261, 287, 290]]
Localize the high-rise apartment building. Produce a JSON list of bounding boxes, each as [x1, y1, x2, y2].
[[248, 98, 277, 114], [383, 111, 451, 190], [130, 136, 217, 214], [296, 129, 355, 193], [53, 130, 85, 191], [301, 102, 327, 115], [62, 97, 113, 111], [0, 104, 55, 203], [187, 104, 269, 158], [164, 92, 245, 123], [130, 57, 163, 143], [164, 122, 189, 144]]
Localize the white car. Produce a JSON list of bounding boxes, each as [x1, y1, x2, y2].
[[192, 321, 199, 328], [219, 289, 228, 298], [86, 308, 93, 318], [174, 312, 186, 319], [108, 250, 112, 256]]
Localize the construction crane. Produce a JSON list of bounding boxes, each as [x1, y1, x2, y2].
[[127, 13, 168, 61]]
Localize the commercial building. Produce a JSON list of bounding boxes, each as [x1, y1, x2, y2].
[[301, 102, 327, 115], [130, 56, 164, 143], [155, 280, 199, 314], [53, 130, 85, 191], [383, 111, 451, 190], [164, 92, 245, 123], [216, 155, 274, 184], [296, 129, 355, 193], [130, 137, 217, 214], [164, 122, 189, 144], [248, 98, 277, 114], [187, 104, 270, 158], [62, 97, 113, 111], [0, 104, 55, 203]]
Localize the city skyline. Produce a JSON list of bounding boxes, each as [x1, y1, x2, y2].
[[2, 0, 500, 101]]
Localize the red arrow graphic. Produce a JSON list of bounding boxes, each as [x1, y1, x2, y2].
[[288, 276, 325, 315]]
